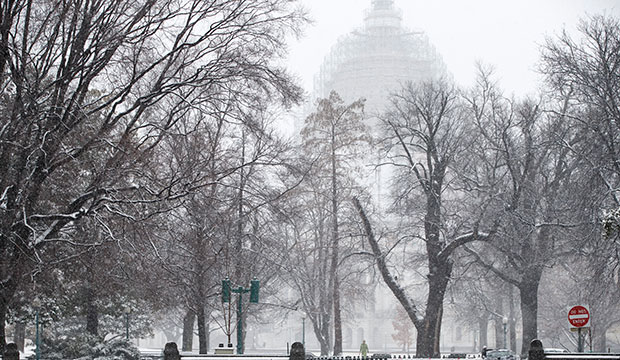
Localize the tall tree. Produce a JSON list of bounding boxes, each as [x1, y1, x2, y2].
[[355, 79, 492, 358], [0, 0, 306, 349], [460, 65, 580, 355], [155, 98, 305, 353], [290, 91, 369, 355], [541, 14, 620, 351]]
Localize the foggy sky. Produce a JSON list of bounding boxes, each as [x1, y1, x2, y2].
[[287, 0, 620, 97]]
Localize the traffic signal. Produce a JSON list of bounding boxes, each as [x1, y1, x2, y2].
[[249, 278, 259, 303], [222, 279, 231, 303]]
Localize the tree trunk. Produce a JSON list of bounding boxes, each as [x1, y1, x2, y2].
[[416, 258, 451, 358], [0, 244, 21, 352], [197, 306, 208, 354], [206, 321, 210, 352], [319, 339, 329, 355], [0, 305, 6, 352], [415, 322, 434, 358], [433, 305, 443, 355], [330, 135, 342, 356], [596, 328, 607, 352], [509, 286, 517, 353], [519, 277, 540, 357], [333, 277, 342, 355], [494, 318, 502, 349], [415, 167, 449, 358], [317, 320, 330, 356], [13, 321, 25, 352], [315, 239, 332, 358], [85, 285, 99, 336], [479, 316, 489, 350], [182, 310, 195, 351], [494, 295, 504, 348]]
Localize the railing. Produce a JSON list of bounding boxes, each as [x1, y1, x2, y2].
[[528, 340, 620, 360], [139, 352, 394, 360], [139, 355, 394, 360], [140, 353, 289, 360], [313, 357, 392, 360]]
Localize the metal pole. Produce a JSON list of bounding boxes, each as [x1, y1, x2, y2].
[[126, 312, 129, 341], [577, 328, 583, 352], [302, 317, 306, 349], [124, 306, 131, 341], [237, 288, 243, 354], [502, 317, 508, 349], [35, 309, 40, 360]]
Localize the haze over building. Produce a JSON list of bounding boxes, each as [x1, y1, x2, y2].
[[299, 0, 450, 213], [292, 0, 466, 353], [311, 0, 447, 121]]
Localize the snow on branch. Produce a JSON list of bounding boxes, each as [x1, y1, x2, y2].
[[21, 184, 142, 247], [438, 230, 492, 261], [0, 185, 11, 209], [353, 196, 423, 325], [28, 211, 83, 221]]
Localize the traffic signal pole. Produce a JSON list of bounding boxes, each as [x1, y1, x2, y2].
[[222, 279, 260, 354], [235, 287, 246, 355]]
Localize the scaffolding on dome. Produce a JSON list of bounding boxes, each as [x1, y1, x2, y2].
[[313, 0, 447, 116]]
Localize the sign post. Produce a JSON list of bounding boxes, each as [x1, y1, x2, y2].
[[568, 305, 590, 352]]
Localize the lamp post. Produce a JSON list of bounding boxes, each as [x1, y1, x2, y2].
[[32, 297, 41, 360], [502, 317, 508, 349], [301, 313, 306, 349], [124, 306, 131, 341]]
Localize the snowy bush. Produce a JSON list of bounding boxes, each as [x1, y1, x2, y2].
[[32, 334, 140, 360]]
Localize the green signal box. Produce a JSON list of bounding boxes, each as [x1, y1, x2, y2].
[[222, 279, 231, 303], [250, 278, 259, 303]]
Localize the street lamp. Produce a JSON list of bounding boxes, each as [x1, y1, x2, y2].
[[124, 306, 131, 341], [301, 313, 306, 349], [502, 317, 508, 349], [32, 297, 41, 360]]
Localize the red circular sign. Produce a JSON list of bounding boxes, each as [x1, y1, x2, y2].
[[568, 305, 590, 327]]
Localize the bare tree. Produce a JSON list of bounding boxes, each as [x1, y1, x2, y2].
[[0, 0, 306, 348], [355, 79, 493, 358], [460, 64, 582, 355], [540, 14, 620, 350], [277, 91, 370, 355], [153, 98, 308, 353], [541, 15, 620, 203], [301, 91, 369, 355]]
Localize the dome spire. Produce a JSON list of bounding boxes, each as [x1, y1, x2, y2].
[[365, 0, 401, 30], [372, 0, 394, 10]]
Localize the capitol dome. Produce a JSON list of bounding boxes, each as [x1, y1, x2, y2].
[[313, 0, 447, 117]]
